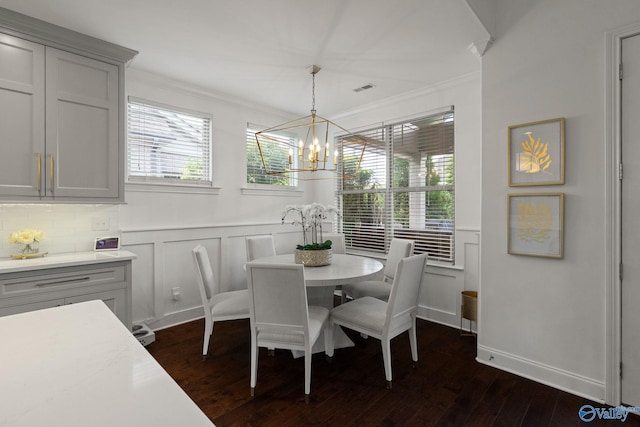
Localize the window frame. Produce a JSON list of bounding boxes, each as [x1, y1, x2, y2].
[[246, 123, 298, 188], [126, 97, 214, 190], [336, 110, 455, 262]]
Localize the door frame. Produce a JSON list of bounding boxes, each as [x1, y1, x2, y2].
[[605, 22, 640, 406]]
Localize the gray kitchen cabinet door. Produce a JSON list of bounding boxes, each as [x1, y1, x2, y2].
[[0, 34, 45, 197], [45, 47, 119, 199]]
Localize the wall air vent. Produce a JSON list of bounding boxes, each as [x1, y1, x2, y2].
[[353, 83, 375, 93]]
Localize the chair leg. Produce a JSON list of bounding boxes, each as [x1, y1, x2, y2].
[[304, 347, 312, 400], [202, 319, 213, 361], [409, 319, 418, 367], [341, 288, 349, 304], [381, 338, 393, 388], [250, 336, 258, 397], [325, 321, 334, 358]]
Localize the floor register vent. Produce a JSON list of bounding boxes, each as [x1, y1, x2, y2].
[[132, 323, 156, 346]]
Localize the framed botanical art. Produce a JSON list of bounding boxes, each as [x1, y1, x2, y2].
[[508, 193, 564, 258], [508, 117, 565, 186]]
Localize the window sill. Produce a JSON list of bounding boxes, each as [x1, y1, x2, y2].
[[241, 185, 303, 197], [126, 181, 221, 195]]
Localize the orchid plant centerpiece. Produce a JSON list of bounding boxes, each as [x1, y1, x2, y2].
[[282, 202, 339, 251]]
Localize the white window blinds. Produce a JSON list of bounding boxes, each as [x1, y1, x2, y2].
[[337, 110, 455, 261], [246, 126, 295, 186], [127, 98, 212, 185]]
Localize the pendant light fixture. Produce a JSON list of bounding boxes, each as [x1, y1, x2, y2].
[[254, 65, 367, 180]]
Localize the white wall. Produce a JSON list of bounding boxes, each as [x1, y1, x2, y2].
[[0, 54, 483, 337], [119, 69, 324, 325], [120, 68, 317, 229], [479, 0, 640, 402], [120, 68, 483, 330]]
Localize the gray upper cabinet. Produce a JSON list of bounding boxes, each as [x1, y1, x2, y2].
[[46, 48, 119, 199], [0, 35, 45, 198], [0, 7, 137, 203]]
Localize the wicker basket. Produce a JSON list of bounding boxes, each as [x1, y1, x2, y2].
[[461, 290, 478, 321], [294, 248, 332, 267], [460, 290, 477, 336]]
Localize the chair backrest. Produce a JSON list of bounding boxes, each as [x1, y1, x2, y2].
[[246, 235, 276, 262], [323, 233, 346, 254], [383, 238, 415, 281], [246, 262, 309, 341], [192, 244, 217, 312], [386, 253, 428, 328]]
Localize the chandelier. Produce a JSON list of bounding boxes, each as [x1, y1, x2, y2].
[[254, 65, 367, 180]]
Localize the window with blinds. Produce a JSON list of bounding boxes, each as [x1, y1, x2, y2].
[[127, 98, 212, 185], [337, 110, 455, 262], [246, 125, 295, 186]]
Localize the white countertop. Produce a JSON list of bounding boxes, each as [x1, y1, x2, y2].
[[0, 250, 137, 274], [0, 300, 214, 427]]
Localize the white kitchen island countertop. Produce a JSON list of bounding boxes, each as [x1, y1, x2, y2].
[[0, 300, 214, 427]]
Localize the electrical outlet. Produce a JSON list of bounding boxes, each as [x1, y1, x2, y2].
[[171, 287, 181, 301], [92, 216, 110, 231]]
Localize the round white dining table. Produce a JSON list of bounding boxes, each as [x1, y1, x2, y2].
[[248, 253, 384, 354], [250, 253, 383, 287]]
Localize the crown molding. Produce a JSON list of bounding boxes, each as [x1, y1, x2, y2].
[[127, 67, 298, 119], [0, 6, 137, 64]]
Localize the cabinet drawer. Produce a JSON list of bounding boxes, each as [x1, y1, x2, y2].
[[0, 298, 65, 317], [0, 265, 125, 299]]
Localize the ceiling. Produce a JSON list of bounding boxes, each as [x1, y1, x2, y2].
[[0, 0, 490, 117]]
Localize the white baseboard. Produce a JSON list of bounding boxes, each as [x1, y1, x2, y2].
[[144, 306, 205, 331], [477, 344, 606, 403], [417, 304, 459, 329]]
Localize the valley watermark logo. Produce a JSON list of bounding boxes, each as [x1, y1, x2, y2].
[[579, 404, 640, 422]]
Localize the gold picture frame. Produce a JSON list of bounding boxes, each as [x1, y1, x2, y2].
[[508, 193, 564, 258], [508, 118, 565, 186]]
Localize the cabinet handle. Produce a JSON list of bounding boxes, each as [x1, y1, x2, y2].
[[37, 153, 42, 196], [35, 276, 90, 287], [49, 154, 54, 195]]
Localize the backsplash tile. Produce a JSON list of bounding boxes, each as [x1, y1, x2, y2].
[[0, 204, 120, 258]]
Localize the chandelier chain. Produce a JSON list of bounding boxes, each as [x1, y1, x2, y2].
[[311, 71, 316, 113]]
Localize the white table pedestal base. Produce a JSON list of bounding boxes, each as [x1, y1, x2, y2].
[[292, 286, 354, 358]]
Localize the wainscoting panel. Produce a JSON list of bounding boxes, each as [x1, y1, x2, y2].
[[418, 268, 461, 327], [122, 224, 481, 332], [127, 243, 155, 323], [464, 235, 480, 292], [122, 223, 302, 329], [163, 238, 222, 314], [226, 235, 251, 292]]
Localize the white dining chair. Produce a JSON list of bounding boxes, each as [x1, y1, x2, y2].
[[328, 253, 428, 389], [323, 233, 346, 301], [192, 245, 250, 361], [323, 233, 346, 254], [341, 238, 414, 303], [245, 235, 276, 261], [246, 262, 332, 402]]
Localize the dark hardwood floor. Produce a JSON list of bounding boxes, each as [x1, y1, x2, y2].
[[146, 314, 634, 426]]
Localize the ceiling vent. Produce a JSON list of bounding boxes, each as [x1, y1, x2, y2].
[[353, 83, 375, 93]]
